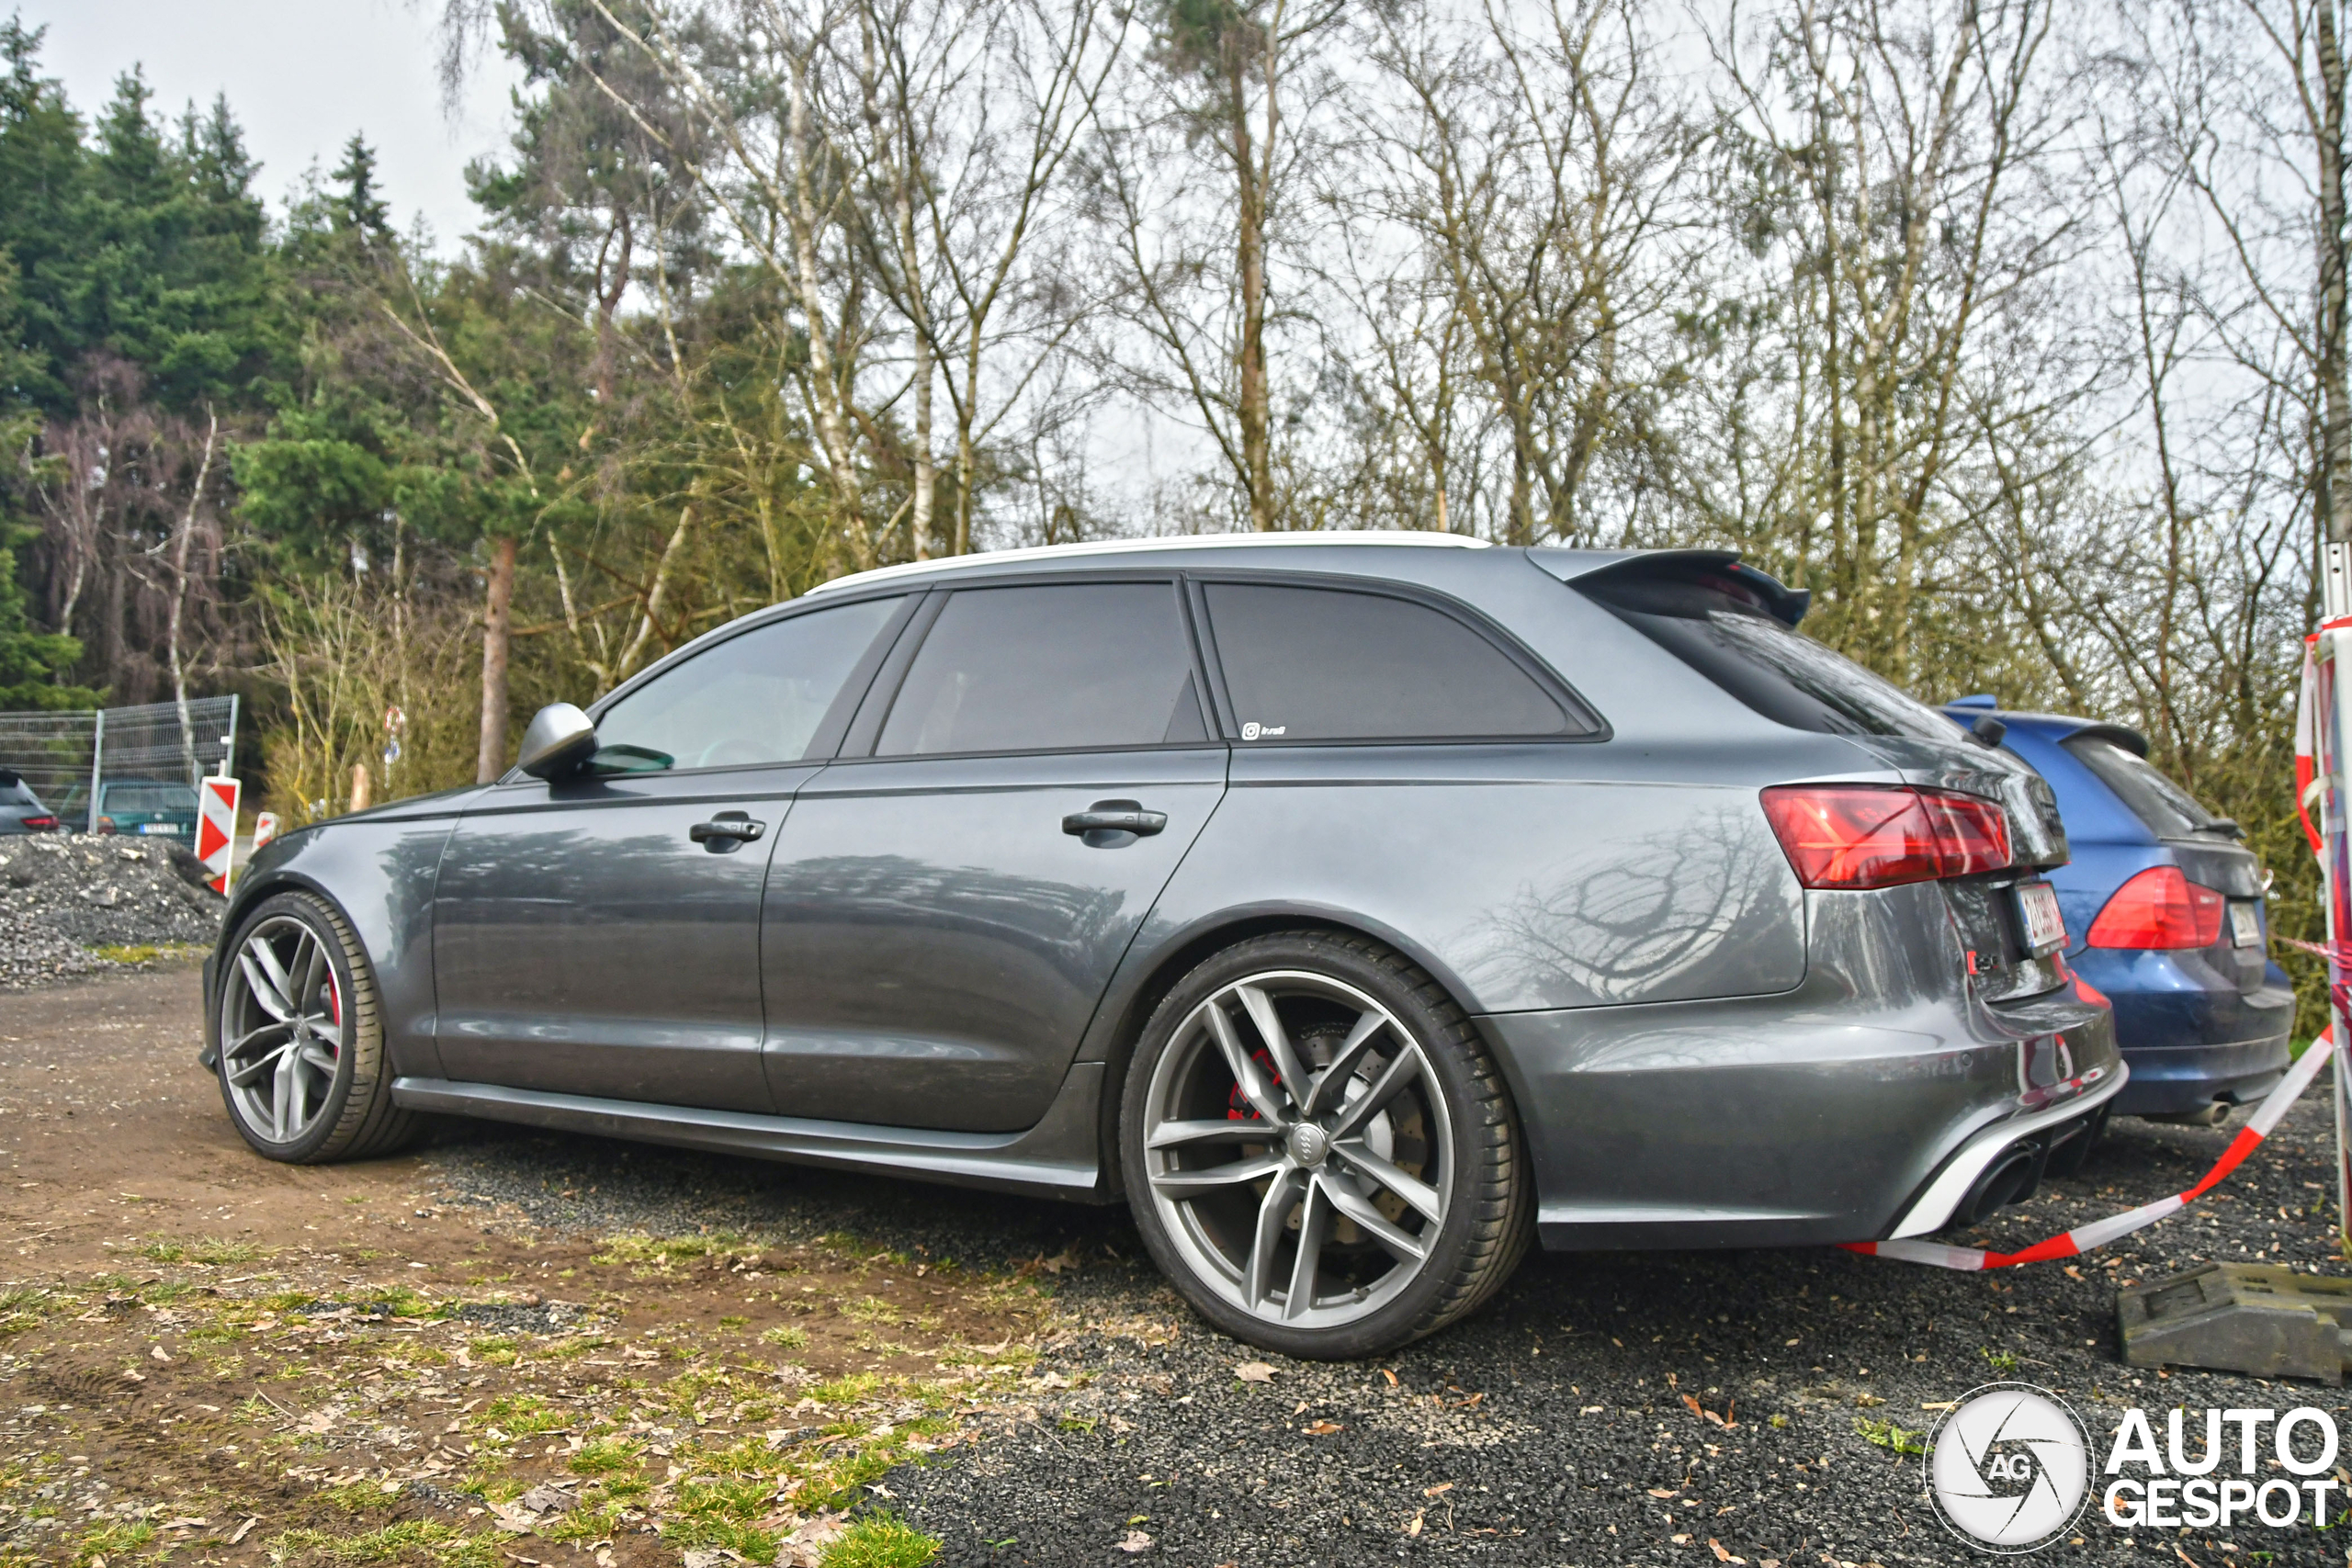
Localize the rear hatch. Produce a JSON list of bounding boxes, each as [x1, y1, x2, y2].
[[2064, 729, 2273, 993], [1572, 552, 2074, 1004]]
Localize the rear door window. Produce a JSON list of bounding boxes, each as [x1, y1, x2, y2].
[[1203, 581, 1583, 741], [2064, 735, 2222, 839], [876, 582, 1206, 756]]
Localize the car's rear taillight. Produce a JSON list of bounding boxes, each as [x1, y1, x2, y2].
[[1759, 784, 2014, 890], [20, 815, 57, 829], [2085, 865, 2223, 949]]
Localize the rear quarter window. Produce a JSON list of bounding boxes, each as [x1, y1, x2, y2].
[[1579, 571, 1957, 741], [1203, 581, 1591, 741]]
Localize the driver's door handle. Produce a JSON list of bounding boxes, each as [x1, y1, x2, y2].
[[689, 812, 765, 845], [1062, 802, 1167, 838]]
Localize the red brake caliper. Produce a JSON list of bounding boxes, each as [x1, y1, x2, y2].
[[1227, 1046, 1278, 1121]]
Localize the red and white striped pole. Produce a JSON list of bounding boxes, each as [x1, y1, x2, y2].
[[2304, 540, 2352, 1256]]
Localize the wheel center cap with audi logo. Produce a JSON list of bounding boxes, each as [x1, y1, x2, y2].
[[1286, 1122, 1329, 1167], [1927, 1382, 2091, 1552]]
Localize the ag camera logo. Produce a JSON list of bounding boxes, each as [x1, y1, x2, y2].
[[1925, 1383, 2091, 1552]]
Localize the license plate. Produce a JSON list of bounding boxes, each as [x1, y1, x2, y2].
[[2228, 900, 2263, 948], [137, 822, 176, 835], [2014, 881, 2066, 955]]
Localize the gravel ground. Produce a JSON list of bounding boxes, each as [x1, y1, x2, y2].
[[413, 1089, 2352, 1567], [0, 832, 221, 987]]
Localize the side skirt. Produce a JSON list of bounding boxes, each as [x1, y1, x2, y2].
[[390, 1061, 1113, 1203]]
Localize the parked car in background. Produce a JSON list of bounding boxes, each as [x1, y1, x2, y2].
[[1943, 697, 2292, 1123], [0, 770, 62, 834], [200, 537, 2120, 1358], [52, 778, 201, 841]]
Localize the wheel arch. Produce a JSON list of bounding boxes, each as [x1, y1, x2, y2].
[[1083, 904, 1488, 1199]]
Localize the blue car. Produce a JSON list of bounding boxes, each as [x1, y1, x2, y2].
[[1944, 697, 2294, 1122]]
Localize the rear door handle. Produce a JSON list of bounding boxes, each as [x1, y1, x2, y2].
[[1062, 800, 1168, 839], [689, 812, 765, 846]]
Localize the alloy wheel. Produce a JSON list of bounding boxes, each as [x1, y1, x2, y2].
[[219, 914, 345, 1145], [1139, 969, 1453, 1330]]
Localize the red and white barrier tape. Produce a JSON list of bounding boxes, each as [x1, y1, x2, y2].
[[1841, 1027, 2335, 1272]]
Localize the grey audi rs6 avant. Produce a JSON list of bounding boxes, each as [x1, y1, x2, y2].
[[202, 536, 2120, 1357]]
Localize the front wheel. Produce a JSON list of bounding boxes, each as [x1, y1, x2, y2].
[[1119, 931, 1532, 1359], [216, 890, 417, 1163]]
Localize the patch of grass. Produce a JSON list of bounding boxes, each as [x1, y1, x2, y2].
[[1856, 1416, 1927, 1456], [718, 1314, 749, 1329], [568, 1437, 641, 1476], [270, 1520, 500, 1568], [1982, 1347, 2019, 1374], [141, 1236, 265, 1266], [320, 1477, 405, 1513], [592, 1231, 760, 1271], [0, 1287, 49, 1337], [841, 1295, 899, 1325], [469, 1336, 521, 1367], [482, 1393, 567, 1436], [73, 1521, 153, 1564], [90, 942, 202, 965], [820, 1513, 942, 1568], [761, 1325, 810, 1350], [810, 1371, 887, 1405]]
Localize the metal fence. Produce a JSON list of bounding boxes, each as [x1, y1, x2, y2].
[[0, 696, 240, 832]]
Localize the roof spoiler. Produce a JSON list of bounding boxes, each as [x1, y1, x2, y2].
[[2070, 721, 2149, 758], [1528, 547, 1812, 627]]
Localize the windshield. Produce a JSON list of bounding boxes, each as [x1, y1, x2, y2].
[[2064, 735, 2222, 839], [104, 784, 196, 814], [1582, 571, 1961, 742]]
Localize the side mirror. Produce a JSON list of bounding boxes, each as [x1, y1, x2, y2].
[[516, 703, 598, 780]]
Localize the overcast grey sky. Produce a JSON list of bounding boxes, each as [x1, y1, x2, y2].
[[16, 0, 519, 250]]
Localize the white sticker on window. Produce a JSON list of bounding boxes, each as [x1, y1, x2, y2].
[[1240, 722, 1285, 740]]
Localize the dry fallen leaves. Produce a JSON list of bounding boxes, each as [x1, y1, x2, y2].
[[1424, 1483, 1455, 1498], [1647, 1487, 1679, 1499], [1235, 1360, 1276, 1383], [1404, 1510, 1426, 1538], [1116, 1529, 1154, 1553], [1302, 1419, 1344, 1436]]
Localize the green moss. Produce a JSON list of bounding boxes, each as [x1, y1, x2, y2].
[[269, 1520, 501, 1567]]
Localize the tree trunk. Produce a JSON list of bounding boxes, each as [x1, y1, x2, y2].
[[2320, 2, 2352, 545], [476, 534, 517, 784], [166, 409, 218, 784], [1230, 32, 1274, 531]]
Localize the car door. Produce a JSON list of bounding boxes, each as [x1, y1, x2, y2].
[[760, 577, 1227, 1133], [432, 592, 911, 1111]]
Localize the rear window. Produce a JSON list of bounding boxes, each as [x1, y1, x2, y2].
[[0, 776, 34, 806], [104, 784, 196, 814], [2064, 735, 2221, 839], [1581, 571, 1957, 741]]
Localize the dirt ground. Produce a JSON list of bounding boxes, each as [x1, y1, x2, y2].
[[12, 968, 2352, 1568], [0, 966, 1061, 1568]]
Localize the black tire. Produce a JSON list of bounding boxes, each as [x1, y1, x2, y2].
[[1119, 930, 1533, 1359], [215, 889, 419, 1163]]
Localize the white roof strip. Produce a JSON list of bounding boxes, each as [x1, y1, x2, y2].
[[804, 529, 1492, 596]]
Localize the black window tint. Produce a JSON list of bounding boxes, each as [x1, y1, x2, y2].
[[2064, 735, 2220, 839], [1584, 572, 1955, 741], [1205, 583, 1574, 741], [876, 583, 1203, 756], [595, 595, 901, 770]]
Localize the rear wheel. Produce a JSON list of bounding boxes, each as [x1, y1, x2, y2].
[[1120, 931, 1532, 1359], [216, 890, 417, 1163]]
